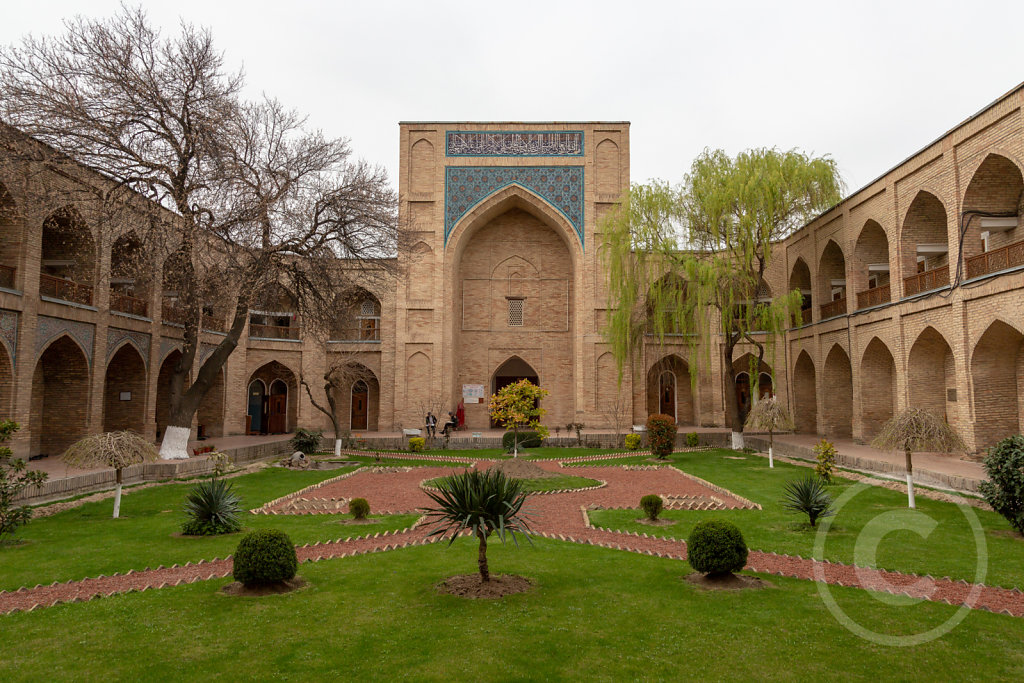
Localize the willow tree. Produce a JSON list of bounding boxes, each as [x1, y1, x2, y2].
[[602, 149, 842, 449]]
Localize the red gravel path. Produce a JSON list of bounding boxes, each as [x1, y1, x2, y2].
[[2, 456, 1021, 618]]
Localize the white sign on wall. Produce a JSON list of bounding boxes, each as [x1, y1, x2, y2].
[[462, 384, 485, 404]]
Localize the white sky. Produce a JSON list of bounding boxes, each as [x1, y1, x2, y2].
[[3, 1, 1023, 196]]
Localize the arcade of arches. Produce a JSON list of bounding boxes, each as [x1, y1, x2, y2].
[[5, 105, 1024, 459]]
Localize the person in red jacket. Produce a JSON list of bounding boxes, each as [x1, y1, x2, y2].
[[456, 399, 466, 429]]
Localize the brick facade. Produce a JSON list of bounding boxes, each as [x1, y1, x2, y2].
[[2, 87, 1024, 457]]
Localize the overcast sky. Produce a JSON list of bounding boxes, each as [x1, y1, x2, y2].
[[2, 1, 1023, 195]]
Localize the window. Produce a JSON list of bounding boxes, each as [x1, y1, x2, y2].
[[507, 298, 524, 327], [356, 298, 380, 340]]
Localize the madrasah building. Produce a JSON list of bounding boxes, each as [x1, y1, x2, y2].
[[1, 83, 1023, 460]]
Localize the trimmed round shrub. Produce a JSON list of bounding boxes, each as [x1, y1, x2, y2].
[[502, 430, 542, 452], [687, 520, 748, 575], [349, 497, 370, 519], [232, 529, 298, 586], [685, 432, 699, 448], [646, 414, 677, 459], [640, 494, 663, 521], [408, 437, 425, 452], [624, 433, 642, 451], [980, 435, 1024, 535]]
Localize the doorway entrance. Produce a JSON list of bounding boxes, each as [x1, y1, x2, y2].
[[659, 371, 676, 420], [247, 380, 266, 434], [351, 380, 368, 430], [268, 379, 288, 433], [490, 356, 539, 428]]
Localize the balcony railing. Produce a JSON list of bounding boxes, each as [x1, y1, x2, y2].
[[110, 291, 148, 317], [856, 283, 891, 310], [39, 273, 93, 306], [902, 265, 949, 297], [819, 297, 847, 320], [201, 315, 224, 333], [965, 239, 1024, 279], [249, 323, 301, 340], [330, 326, 381, 342], [161, 300, 189, 326], [0, 264, 15, 289]]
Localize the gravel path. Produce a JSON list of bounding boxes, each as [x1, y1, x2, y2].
[[3, 454, 1020, 617]]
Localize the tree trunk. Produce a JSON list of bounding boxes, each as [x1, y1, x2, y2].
[[905, 448, 916, 509], [768, 430, 774, 468], [112, 468, 123, 519], [477, 529, 490, 582], [160, 300, 248, 460], [334, 438, 342, 457], [723, 340, 744, 450], [512, 424, 518, 457]]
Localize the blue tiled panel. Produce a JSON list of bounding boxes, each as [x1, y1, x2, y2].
[[444, 166, 584, 248]]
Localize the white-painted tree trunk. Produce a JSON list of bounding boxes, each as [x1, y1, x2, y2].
[[906, 473, 916, 509], [112, 483, 122, 518], [731, 431, 745, 450], [334, 438, 342, 457], [159, 425, 191, 460], [768, 445, 774, 468]]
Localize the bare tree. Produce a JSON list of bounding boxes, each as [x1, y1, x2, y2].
[[301, 359, 378, 457], [600, 394, 631, 448], [0, 8, 399, 458]]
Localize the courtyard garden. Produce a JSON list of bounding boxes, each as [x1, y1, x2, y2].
[[1, 443, 1023, 680]]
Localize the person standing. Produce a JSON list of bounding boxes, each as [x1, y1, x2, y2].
[[456, 399, 466, 430]]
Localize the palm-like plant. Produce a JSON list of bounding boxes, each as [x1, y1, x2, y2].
[[782, 475, 835, 527], [182, 477, 242, 535], [871, 408, 967, 509], [743, 396, 794, 468], [421, 469, 533, 582]]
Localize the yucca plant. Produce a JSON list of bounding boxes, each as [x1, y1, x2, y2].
[[182, 477, 242, 536], [421, 469, 533, 582], [782, 475, 835, 527]]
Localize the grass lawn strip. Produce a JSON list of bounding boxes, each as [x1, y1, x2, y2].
[[421, 473, 605, 494], [0, 467, 418, 592], [2, 542, 1023, 681], [587, 449, 1024, 590]]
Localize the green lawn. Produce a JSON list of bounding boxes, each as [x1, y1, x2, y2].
[[1, 540, 1021, 681], [361, 447, 625, 460], [2, 468, 418, 591], [423, 473, 602, 493], [587, 450, 1024, 589]]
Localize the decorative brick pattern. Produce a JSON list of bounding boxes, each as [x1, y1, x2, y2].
[[35, 316, 94, 364], [106, 328, 150, 366]]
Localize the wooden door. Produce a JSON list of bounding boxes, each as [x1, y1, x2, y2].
[[268, 395, 287, 433], [351, 382, 368, 430], [659, 373, 675, 420]]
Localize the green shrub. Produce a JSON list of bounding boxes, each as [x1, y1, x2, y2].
[[232, 529, 298, 586], [781, 476, 835, 527], [290, 428, 322, 455], [624, 433, 642, 451], [0, 421, 47, 542], [181, 477, 242, 536], [408, 437, 425, 452], [640, 494, 663, 521], [813, 438, 837, 483], [349, 497, 370, 519], [685, 432, 699, 448], [502, 430, 542, 452], [687, 520, 748, 575], [646, 414, 677, 459], [979, 435, 1024, 535]]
